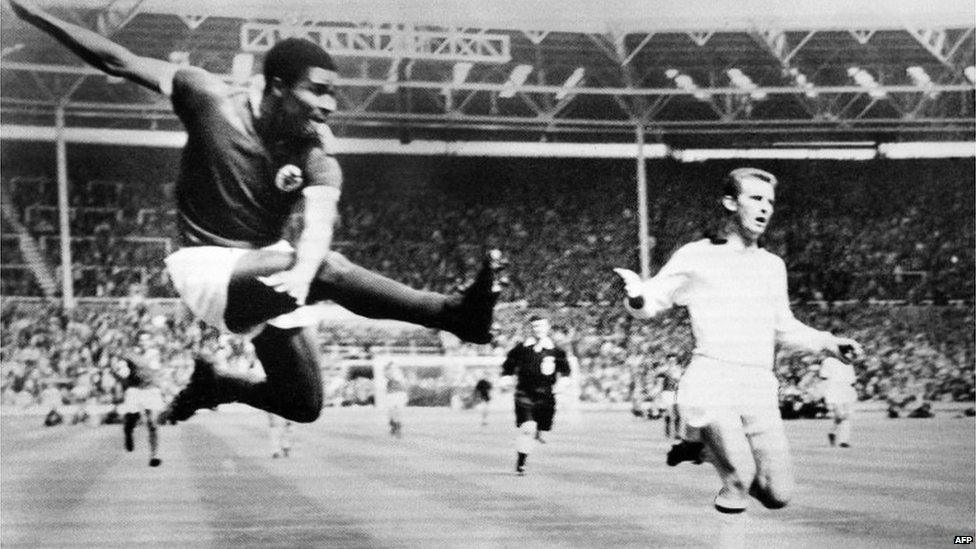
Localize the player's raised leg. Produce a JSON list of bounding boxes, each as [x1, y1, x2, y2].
[[219, 248, 502, 344], [167, 326, 323, 423], [167, 249, 504, 423]]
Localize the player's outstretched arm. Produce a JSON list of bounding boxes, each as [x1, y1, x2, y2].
[[9, 0, 177, 94], [613, 263, 687, 320], [773, 260, 864, 359]]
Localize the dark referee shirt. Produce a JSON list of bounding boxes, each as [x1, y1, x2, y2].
[[474, 379, 492, 401], [170, 68, 320, 249], [501, 338, 571, 396]]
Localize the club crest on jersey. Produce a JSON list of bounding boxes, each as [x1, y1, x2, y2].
[[540, 356, 556, 375], [274, 164, 304, 192]]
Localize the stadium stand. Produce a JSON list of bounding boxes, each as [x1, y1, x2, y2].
[[1, 149, 973, 409]]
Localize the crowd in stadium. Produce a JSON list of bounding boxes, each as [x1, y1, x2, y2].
[[0, 300, 193, 412], [3, 156, 973, 304], [2, 297, 972, 413], [1, 154, 974, 412]]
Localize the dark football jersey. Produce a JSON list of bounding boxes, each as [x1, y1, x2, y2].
[[474, 379, 492, 401], [501, 342, 570, 395], [170, 68, 318, 248]]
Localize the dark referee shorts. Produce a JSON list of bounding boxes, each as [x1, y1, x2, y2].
[[514, 392, 556, 431]]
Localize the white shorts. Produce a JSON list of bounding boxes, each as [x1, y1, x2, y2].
[[165, 241, 316, 335], [120, 387, 165, 414], [676, 355, 780, 434], [657, 390, 676, 410], [824, 385, 857, 407], [386, 391, 409, 408]]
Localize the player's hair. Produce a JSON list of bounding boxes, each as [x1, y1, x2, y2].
[[263, 38, 337, 88], [721, 167, 778, 198]]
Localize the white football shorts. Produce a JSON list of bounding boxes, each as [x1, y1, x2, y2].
[[165, 241, 317, 335], [119, 387, 165, 414], [823, 384, 857, 407], [676, 355, 781, 434]]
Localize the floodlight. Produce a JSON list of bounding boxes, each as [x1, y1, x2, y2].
[[555, 68, 585, 100], [499, 64, 533, 98]]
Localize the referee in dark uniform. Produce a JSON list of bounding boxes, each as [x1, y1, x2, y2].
[[501, 315, 571, 475]]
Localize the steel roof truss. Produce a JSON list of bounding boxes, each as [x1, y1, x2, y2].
[[26, 71, 58, 102], [586, 33, 620, 66], [639, 95, 673, 123], [521, 30, 550, 45], [906, 28, 975, 68], [177, 15, 208, 31], [686, 31, 715, 47], [621, 33, 655, 67], [454, 88, 482, 115], [849, 30, 876, 45], [95, 0, 146, 37], [239, 22, 511, 63]]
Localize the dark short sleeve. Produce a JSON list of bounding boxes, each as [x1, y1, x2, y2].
[[501, 345, 522, 376], [170, 67, 231, 131], [555, 349, 571, 376]]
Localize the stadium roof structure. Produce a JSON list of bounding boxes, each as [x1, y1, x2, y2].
[[1, 0, 975, 149]]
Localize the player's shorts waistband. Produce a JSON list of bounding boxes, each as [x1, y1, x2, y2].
[[692, 352, 771, 370]]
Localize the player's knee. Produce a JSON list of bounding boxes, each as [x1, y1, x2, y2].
[[285, 393, 322, 424], [316, 251, 353, 284], [283, 406, 320, 424], [519, 421, 537, 436], [268, 379, 322, 423]]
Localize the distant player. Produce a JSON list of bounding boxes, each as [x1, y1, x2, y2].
[[385, 363, 408, 438], [616, 167, 863, 513], [820, 357, 857, 447], [500, 315, 571, 475], [473, 377, 493, 426], [119, 341, 165, 467], [12, 0, 503, 426], [39, 382, 64, 427], [654, 356, 682, 440], [268, 413, 293, 458]]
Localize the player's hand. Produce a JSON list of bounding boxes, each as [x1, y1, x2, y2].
[[258, 268, 315, 306], [275, 164, 303, 191], [612, 268, 643, 298], [826, 336, 863, 360]]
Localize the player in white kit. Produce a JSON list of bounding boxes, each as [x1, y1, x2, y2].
[[819, 357, 857, 448], [268, 413, 294, 458], [119, 344, 165, 467], [615, 167, 862, 513]]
